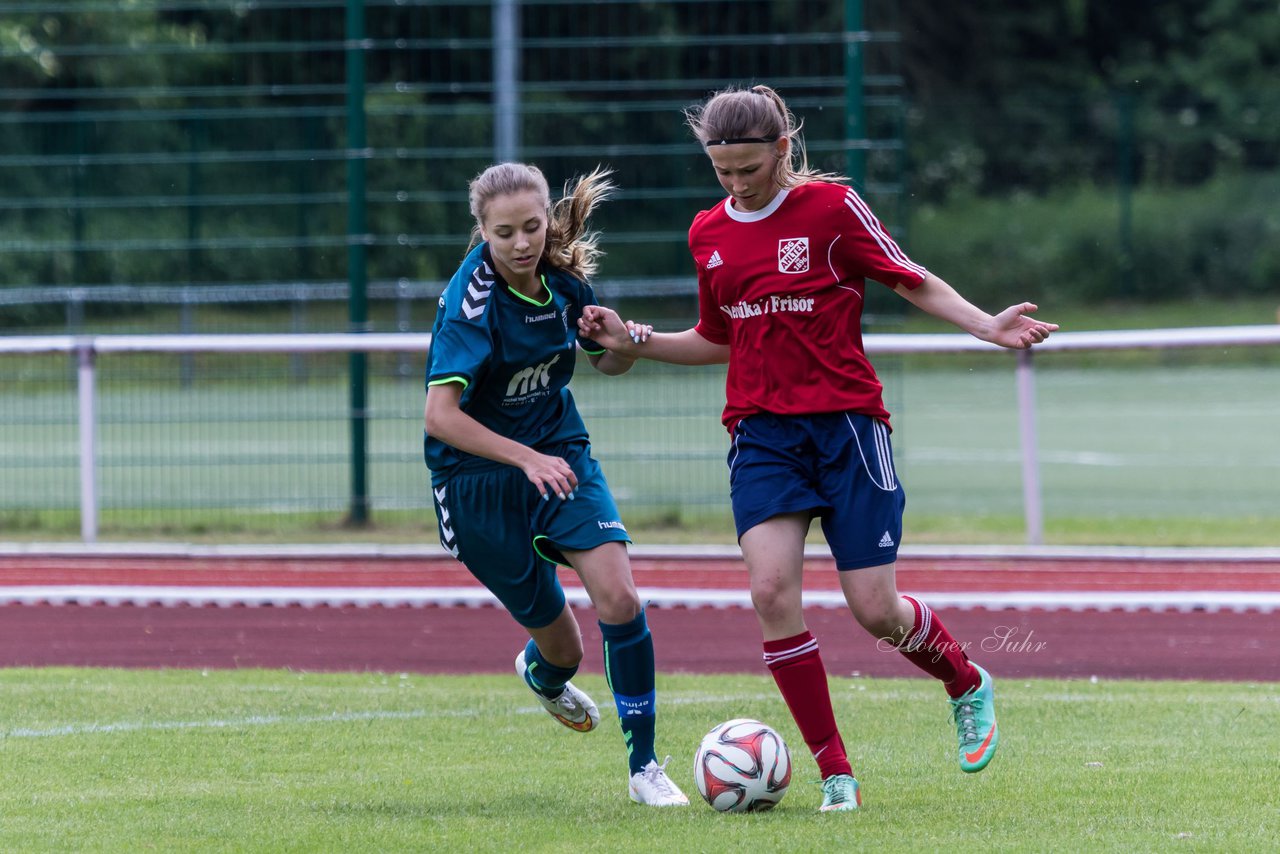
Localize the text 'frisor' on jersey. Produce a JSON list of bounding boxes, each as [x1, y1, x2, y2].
[[719, 294, 817, 319]]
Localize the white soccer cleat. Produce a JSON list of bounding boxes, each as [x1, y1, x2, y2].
[[514, 649, 600, 732], [629, 757, 691, 807]]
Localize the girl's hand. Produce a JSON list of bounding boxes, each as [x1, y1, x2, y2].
[[989, 303, 1059, 349], [579, 305, 641, 351], [624, 320, 653, 343], [519, 450, 578, 502]]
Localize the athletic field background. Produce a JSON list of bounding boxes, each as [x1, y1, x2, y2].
[[2, 349, 1278, 544]]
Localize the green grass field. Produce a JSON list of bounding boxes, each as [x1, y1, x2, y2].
[[1, 668, 1276, 851]]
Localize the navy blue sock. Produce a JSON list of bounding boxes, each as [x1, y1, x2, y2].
[[599, 610, 657, 775], [521, 639, 577, 700]]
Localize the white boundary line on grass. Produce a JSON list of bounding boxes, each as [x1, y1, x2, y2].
[[1, 585, 1276, 613], [4, 709, 433, 739], [3, 692, 779, 741]]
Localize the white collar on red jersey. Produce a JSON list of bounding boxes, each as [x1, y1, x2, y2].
[[723, 188, 791, 223]]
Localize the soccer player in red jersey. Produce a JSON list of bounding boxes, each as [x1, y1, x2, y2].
[[579, 84, 1058, 811]]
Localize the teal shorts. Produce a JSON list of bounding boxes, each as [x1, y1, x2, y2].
[[430, 442, 631, 628]]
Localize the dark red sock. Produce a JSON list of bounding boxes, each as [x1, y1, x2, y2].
[[899, 595, 980, 698], [763, 631, 851, 779]]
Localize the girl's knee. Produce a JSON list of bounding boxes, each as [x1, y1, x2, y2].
[[849, 597, 910, 640], [594, 589, 642, 625]]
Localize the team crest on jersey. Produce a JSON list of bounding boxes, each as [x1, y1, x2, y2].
[[778, 237, 809, 274]]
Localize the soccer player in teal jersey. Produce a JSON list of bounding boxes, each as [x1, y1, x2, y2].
[[424, 162, 688, 807]]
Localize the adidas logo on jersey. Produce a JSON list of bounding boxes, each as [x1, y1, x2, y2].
[[705, 250, 724, 269], [878, 531, 896, 548]]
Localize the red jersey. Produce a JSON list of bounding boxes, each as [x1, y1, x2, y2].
[[690, 181, 927, 431]]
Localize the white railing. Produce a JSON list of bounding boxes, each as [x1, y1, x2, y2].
[[3, 325, 1278, 544]]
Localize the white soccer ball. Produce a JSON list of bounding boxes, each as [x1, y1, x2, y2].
[[693, 718, 792, 812]]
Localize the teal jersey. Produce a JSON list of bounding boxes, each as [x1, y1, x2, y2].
[[424, 243, 606, 483]]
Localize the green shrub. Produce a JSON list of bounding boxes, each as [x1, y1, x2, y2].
[[908, 171, 1280, 307]]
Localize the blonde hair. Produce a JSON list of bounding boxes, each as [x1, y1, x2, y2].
[[684, 84, 849, 189], [467, 162, 615, 281]]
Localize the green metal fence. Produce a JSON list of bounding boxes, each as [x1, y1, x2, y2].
[[1, 0, 902, 536], [0, 0, 904, 330]]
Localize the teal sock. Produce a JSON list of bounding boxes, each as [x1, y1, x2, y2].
[[599, 610, 657, 775], [522, 639, 577, 700]]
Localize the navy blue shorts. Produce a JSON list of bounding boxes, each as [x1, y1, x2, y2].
[[430, 442, 631, 628], [727, 412, 905, 570]]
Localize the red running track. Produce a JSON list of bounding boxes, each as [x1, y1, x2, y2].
[[0, 552, 1277, 681]]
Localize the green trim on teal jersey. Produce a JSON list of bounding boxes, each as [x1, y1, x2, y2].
[[507, 274, 552, 307], [427, 376, 469, 389]]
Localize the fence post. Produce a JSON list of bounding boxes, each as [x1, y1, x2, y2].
[[76, 340, 99, 543], [1016, 348, 1043, 545], [493, 0, 520, 162], [1115, 90, 1136, 297], [844, 0, 866, 188], [346, 0, 371, 525]]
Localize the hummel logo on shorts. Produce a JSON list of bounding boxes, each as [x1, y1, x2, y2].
[[706, 250, 724, 269]]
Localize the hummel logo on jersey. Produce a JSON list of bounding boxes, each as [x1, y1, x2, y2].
[[506, 354, 560, 397], [461, 262, 495, 319], [878, 531, 895, 548], [778, 237, 810, 274], [705, 250, 724, 269]]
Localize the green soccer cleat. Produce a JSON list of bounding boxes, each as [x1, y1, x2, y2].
[[950, 664, 999, 773], [818, 774, 862, 812]]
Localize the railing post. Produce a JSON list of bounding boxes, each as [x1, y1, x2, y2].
[[1015, 348, 1043, 545], [179, 287, 195, 388], [76, 340, 99, 543], [396, 278, 413, 380]]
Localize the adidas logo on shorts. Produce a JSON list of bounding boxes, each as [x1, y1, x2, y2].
[[878, 531, 895, 548]]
